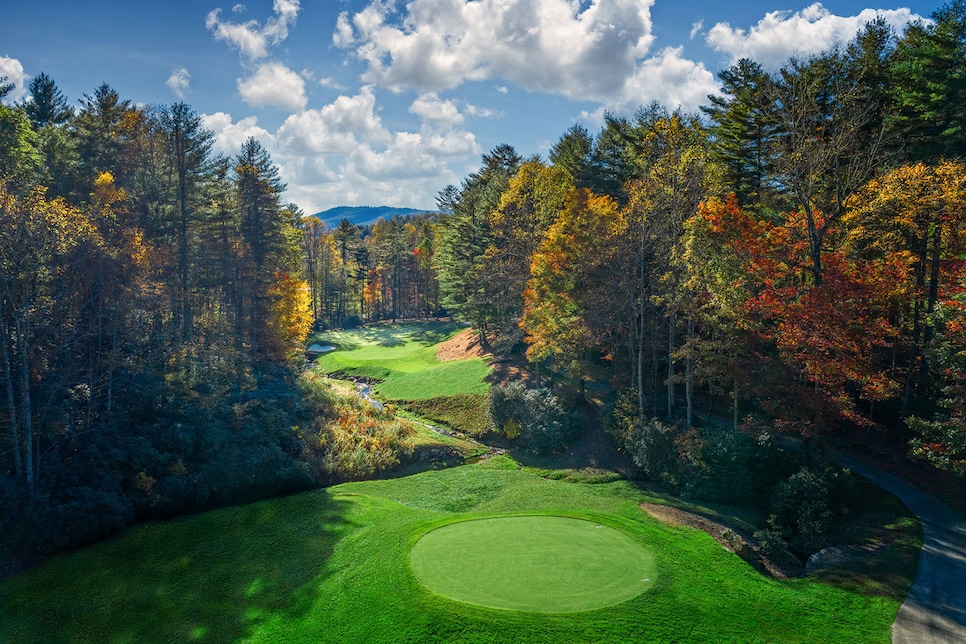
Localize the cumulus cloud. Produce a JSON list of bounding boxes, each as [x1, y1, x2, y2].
[[0, 56, 29, 103], [335, 0, 655, 100], [582, 46, 718, 120], [277, 86, 389, 154], [202, 82, 480, 212], [707, 3, 922, 69], [166, 67, 191, 98], [207, 0, 300, 60], [202, 111, 276, 156], [237, 62, 308, 111], [409, 94, 464, 127]]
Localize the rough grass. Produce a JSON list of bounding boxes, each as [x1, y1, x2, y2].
[[310, 322, 491, 401], [397, 394, 491, 435], [0, 458, 919, 643]]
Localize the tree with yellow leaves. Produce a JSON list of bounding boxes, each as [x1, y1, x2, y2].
[[522, 188, 624, 388], [266, 271, 313, 360]]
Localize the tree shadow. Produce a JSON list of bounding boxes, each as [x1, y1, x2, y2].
[[1, 491, 357, 643]]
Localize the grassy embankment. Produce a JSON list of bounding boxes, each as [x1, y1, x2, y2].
[[309, 322, 492, 435], [0, 456, 919, 643]]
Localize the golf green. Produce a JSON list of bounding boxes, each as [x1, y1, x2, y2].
[[409, 516, 656, 613]]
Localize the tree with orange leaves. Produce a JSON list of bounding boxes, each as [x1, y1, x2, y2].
[[522, 188, 624, 388]]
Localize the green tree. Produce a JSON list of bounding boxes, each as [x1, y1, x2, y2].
[[702, 58, 778, 210], [891, 1, 966, 161], [24, 72, 72, 129], [234, 137, 293, 354], [158, 102, 215, 342], [434, 145, 521, 342], [549, 124, 595, 189]]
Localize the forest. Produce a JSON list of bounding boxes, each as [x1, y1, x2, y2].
[[2, 2, 966, 564]]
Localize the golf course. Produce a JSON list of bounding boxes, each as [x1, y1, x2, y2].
[[0, 322, 921, 642], [0, 457, 919, 642]]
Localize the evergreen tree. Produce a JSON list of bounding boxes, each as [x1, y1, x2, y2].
[[24, 72, 72, 128], [891, 1, 966, 161], [702, 58, 778, 210]]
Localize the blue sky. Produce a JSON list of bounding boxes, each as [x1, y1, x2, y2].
[[0, 0, 939, 213]]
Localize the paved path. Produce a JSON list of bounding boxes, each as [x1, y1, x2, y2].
[[832, 452, 966, 643]]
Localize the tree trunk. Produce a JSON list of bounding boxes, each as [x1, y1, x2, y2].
[[733, 384, 739, 431], [17, 324, 33, 492], [685, 318, 693, 429], [667, 311, 675, 420], [1, 328, 22, 481]]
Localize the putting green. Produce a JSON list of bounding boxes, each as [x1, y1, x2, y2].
[[409, 516, 656, 613]]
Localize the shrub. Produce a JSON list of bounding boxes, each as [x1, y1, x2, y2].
[[625, 417, 680, 480], [764, 464, 855, 559], [681, 430, 797, 507], [297, 371, 415, 481], [488, 381, 578, 454]]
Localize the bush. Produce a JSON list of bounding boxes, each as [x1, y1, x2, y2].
[[681, 430, 797, 507], [488, 381, 578, 454], [625, 417, 680, 480], [764, 464, 855, 559]]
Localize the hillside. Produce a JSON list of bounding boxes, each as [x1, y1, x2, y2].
[[312, 205, 437, 227]]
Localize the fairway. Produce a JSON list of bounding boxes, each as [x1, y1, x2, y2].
[[310, 322, 491, 400], [410, 515, 656, 612]]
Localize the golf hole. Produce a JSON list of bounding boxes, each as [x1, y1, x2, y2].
[[409, 516, 656, 613]]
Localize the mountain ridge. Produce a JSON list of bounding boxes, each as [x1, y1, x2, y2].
[[311, 205, 437, 227]]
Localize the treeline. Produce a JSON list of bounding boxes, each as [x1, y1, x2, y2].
[[0, 76, 328, 557], [301, 213, 440, 328], [434, 5, 966, 473]]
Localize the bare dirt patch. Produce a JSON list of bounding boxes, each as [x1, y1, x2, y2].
[[640, 502, 804, 579], [437, 328, 488, 361]]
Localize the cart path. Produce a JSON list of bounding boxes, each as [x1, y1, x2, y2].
[[832, 451, 966, 643]]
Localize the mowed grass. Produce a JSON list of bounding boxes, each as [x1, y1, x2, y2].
[[310, 322, 491, 400], [410, 515, 656, 612], [0, 457, 919, 643]]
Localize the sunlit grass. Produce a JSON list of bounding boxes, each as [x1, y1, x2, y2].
[[0, 458, 919, 643], [310, 322, 492, 401]]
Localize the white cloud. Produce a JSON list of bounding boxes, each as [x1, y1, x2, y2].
[[319, 76, 347, 90], [166, 67, 191, 99], [336, 0, 656, 100], [269, 86, 481, 212], [0, 56, 29, 103], [277, 86, 389, 154], [409, 94, 464, 127], [464, 104, 501, 119], [207, 0, 300, 60], [202, 111, 276, 156], [232, 4, 246, 13], [707, 3, 922, 69], [690, 20, 704, 40], [237, 62, 308, 111], [625, 47, 718, 111], [333, 11, 354, 48], [580, 46, 718, 120]]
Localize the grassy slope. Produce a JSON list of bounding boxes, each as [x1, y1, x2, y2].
[[0, 457, 918, 643], [311, 322, 492, 434], [310, 323, 491, 400]]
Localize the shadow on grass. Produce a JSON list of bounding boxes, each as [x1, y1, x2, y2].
[[312, 322, 461, 352], [0, 491, 357, 643]]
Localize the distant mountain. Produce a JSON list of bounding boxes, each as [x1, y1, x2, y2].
[[312, 205, 437, 228]]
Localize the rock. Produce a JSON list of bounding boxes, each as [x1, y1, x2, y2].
[[806, 545, 871, 573]]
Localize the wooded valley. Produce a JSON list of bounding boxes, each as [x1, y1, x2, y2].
[[2, 3, 966, 564]]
